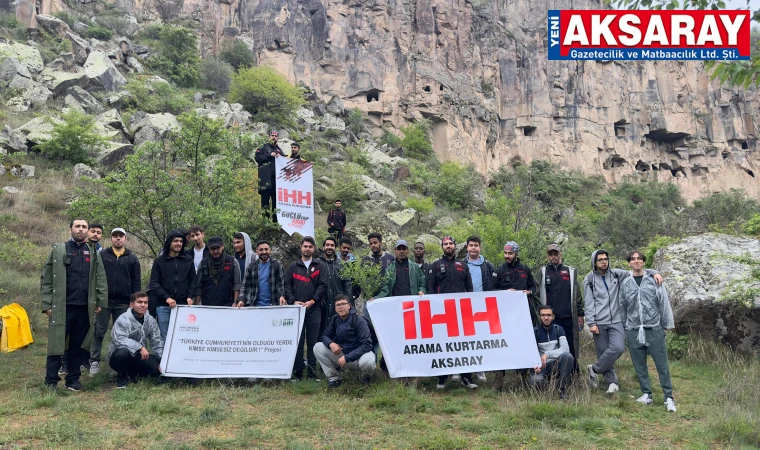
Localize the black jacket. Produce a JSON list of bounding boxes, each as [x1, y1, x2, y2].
[[494, 258, 537, 296], [285, 259, 327, 306], [428, 255, 473, 295], [317, 255, 352, 307], [327, 209, 346, 231], [101, 247, 141, 305], [193, 254, 241, 307], [321, 308, 373, 363], [254, 142, 284, 192], [147, 230, 197, 317]]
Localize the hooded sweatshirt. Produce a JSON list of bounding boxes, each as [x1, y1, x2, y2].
[[235, 232, 255, 280], [583, 250, 658, 327], [620, 271, 674, 344], [147, 230, 197, 317]]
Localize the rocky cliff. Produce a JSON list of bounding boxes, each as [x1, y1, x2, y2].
[[6, 0, 759, 199]]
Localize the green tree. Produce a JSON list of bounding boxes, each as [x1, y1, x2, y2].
[[148, 25, 201, 87], [34, 111, 108, 164], [67, 115, 274, 257], [347, 108, 366, 136], [228, 66, 305, 125], [405, 196, 435, 226], [219, 40, 255, 71], [431, 161, 482, 210], [612, 0, 760, 87], [200, 57, 233, 94], [340, 260, 383, 301], [401, 119, 433, 159], [123, 79, 191, 114], [689, 189, 760, 234]]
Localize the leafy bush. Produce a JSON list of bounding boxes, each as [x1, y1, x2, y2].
[[741, 214, 760, 236], [0, 11, 27, 40], [68, 115, 273, 257], [95, 16, 132, 36], [431, 161, 482, 210], [123, 79, 191, 115], [405, 196, 435, 226], [643, 235, 679, 268], [148, 25, 200, 87], [228, 66, 304, 125], [380, 128, 402, 150], [140, 24, 164, 40], [401, 119, 433, 159], [344, 144, 370, 171], [347, 108, 366, 136], [34, 111, 108, 164], [52, 11, 76, 27], [219, 40, 255, 71], [87, 25, 113, 41], [690, 189, 760, 235], [666, 332, 690, 360], [200, 57, 233, 93], [340, 260, 383, 302]]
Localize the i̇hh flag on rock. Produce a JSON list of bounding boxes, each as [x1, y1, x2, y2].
[[275, 156, 315, 238]]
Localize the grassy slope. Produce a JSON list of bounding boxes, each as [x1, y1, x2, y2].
[[1, 162, 760, 450]]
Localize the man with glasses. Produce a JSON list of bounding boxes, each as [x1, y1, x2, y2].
[[620, 250, 676, 412], [529, 305, 576, 400], [314, 294, 376, 387], [583, 249, 662, 394]]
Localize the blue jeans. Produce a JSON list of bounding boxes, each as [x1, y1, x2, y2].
[[156, 306, 171, 340]]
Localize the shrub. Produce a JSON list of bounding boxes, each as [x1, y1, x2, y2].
[[643, 235, 679, 268], [96, 16, 132, 36], [347, 108, 366, 136], [200, 57, 233, 93], [344, 144, 370, 171], [140, 24, 164, 40], [690, 189, 760, 235], [123, 78, 191, 115], [741, 214, 760, 236], [340, 260, 383, 301], [405, 196, 435, 226], [34, 111, 108, 164], [52, 11, 76, 27], [401, 119, 433, 159], [219, 40, 255, 71], [148, 25, 200, 87], [380, 128, 402, 150], [228, 66, 304, 125], [0, 11, 27, 40], [431, 161, 481, 210], [87, 25, 113, 41]]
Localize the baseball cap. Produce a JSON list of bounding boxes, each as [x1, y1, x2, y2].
[[395, 239, 409, 249], [547, 244, 561, 252], [208, 236, 224, 248], [111, 227, 126, 236], [269, 130, 279, 136]]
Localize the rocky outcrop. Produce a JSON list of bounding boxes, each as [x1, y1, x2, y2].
[[73, 163, 100, 179], [128, 112, 180, 146], [10, 164, 35, 178], [359, 175, 396, 201], [34, 14, 71, 37], [386, 208, 417, 233], [0, 57, 32, 80], [0, 39, 44, 74], [84, 51, 127, 92], [65, 86, 106, 115], [654, 234, 760, 355], [38, 53, 88, 96], [0, 126, 27, 153]]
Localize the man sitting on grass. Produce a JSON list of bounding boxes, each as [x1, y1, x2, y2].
[[314, 294, 375, 388], [108, 292, 164, 388], [529, 305, 576, 400]]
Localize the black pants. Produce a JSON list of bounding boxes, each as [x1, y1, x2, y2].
[[45, 305, 90, 385], [438, 373, 473, 385], [293, 305, 321, 378], [109, 347, 161, 379], [260, 188, 277, 222], [554, 316, 580, 371], [91, 304, 129, 362], [328, 227, 343, 240]]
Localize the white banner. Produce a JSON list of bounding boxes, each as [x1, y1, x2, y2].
[[367, 291, 541, 378], [275, 156, 315, 238], [160, 305, 304, 378]]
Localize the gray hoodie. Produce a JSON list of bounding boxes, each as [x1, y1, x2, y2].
[[236, 232, 256, 283], [583, 250, 657, 327]]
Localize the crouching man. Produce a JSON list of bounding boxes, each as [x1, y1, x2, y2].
[[314, 294, 375, 388], [529, 305, 576, 400], [108, 292, 164, 388]]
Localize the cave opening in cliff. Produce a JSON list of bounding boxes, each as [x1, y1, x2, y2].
[[635, 160, 650, 172], [440, 84, 444, 91], [742, 141, 749, 149], [644, 129, 690, 143], [522, 126, 536, 137], [366, 90, 380, 102], [614, 120, 627, 137], [423, 85, 431, 93]]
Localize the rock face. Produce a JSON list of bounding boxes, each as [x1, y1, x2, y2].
[[0, 38, 44, 74], [84, 51, 127, 92], [38, 53, 88, 96], [654, 234, 760, 355], [73, 163, 100, 179], [128, 112, 180, 146]]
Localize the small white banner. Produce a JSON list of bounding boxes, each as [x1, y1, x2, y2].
[[160, 305, 304, 378], [275, 156, 315, 238], [367, 291, 541, 378]]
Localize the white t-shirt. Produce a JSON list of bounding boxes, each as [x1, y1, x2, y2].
[[303, 259, 312, 269], [194, 246, 205, 271]]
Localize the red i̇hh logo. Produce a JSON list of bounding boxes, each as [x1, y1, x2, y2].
[[402, 297, 502, 339], [548, 10, 750, 61], [277, 188, 312, 206], [186, 314, 197, 324]]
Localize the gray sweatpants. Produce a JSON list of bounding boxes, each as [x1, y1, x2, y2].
[[314, 343, 376, 382], [626, 327, 673, 399], [592, 322, 625, 385]]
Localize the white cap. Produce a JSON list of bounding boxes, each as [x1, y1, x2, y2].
[[111, 227, 126, 236]]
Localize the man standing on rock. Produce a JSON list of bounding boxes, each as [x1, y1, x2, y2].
[[619, 250, 676, 412], [41, 218, 108, 391], [193, 237, 241, 307], [583, 249, 662, 395], [285, 237, 327, 380], [89, 227, 141, 377], [537, 244, 584, 364], [186, 226, 208, 273], [87, 223, 103, 252], [318, 237, 352, 336], [147, 230, 196, 339], [327, 200, 347, 240], [255, 130, 284, 222], [464, 235, 496, 383], [428, 236, 477, 390]]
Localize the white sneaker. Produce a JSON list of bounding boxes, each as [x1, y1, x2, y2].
[[606, 383, 619, 394], [636, 393, 653, 405], [587, 365, 599, 388], [451, 374, 461, 381], [89, 362, 100, 377], [476, 372, 487, 382], [460, 378, 478, 390], [665, 398, 677, 412], [436, 382, 446, 390]]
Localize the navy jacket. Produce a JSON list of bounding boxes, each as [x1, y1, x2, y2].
[[321, 308, 373, 362]]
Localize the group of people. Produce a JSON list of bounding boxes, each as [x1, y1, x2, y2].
[[40, 217, 676, 412]]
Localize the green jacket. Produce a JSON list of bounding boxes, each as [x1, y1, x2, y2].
[[375, 260, 427, 299], [40, 241, 108, 356]]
